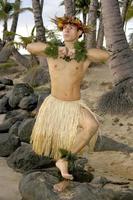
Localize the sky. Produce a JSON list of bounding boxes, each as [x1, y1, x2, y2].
[[0, 0, 133, 54]]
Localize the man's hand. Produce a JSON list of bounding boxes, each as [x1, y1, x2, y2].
[[58, 47, 75, 59], [58, 47, 67, 58]]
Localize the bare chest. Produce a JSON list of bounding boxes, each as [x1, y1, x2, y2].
[[48, 58, 89, 77]]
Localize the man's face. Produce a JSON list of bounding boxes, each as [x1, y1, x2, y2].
[[63, 24, 81, 42]]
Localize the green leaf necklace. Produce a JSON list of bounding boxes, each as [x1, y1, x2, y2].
[[44, 40, 87, 62]]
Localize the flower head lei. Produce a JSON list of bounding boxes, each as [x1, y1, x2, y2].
[[51, 15, 91, 33]]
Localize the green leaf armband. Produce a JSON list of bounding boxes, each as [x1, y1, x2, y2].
[[44, 41, 58, 59], [59, 148, 77, 162]]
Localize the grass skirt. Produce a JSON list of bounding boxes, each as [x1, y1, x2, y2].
[[30, 95, 98, 160]]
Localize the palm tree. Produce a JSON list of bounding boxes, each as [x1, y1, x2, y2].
[[98, 0, 133, 115], [64, 0, 75, 16], [0, 0, 32, 63], [86, 0, 99, 48], [97, 14, 104, 48], [75, 0, 90, 24], [32, 0, 46, 42]]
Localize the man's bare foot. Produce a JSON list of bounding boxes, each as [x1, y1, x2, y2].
[[53, 180, 70, 192], [56, 159, 73, 180]]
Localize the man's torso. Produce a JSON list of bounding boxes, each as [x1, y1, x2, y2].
[[47, 57, 91, 101]]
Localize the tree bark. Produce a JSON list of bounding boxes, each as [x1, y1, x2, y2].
[[32, 0, 46, 42], [9, 0, 20, 41], [98, 0, 133, 115], [97, 15, 104, 48], [12, 48, 32, 69], [101, 0, 133, 84], [64, 0, 75, 16], [86, 0, 98, 48]]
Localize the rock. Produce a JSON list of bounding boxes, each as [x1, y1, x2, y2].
[[115, 190, 133, 200], [19, 94, 38, 111], [7, 143, 55, 173], [18, 118, 35, 143], [0, 133, 20, 156], [8, 121, 22, 136], [8, 83, 34, 108], [0, 83, 5, 90], [0, 109, 30, 133], [0, 118, 19, 133], [0, 78, 13, 85], [5, 109, 30, 121], [95, 135, 133, 153], [23, 66, 50, 87], [19, 172, 116, 200], [0, 96, 11, 114]]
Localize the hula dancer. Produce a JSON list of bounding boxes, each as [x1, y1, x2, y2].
[[27, 15, 109, 192]]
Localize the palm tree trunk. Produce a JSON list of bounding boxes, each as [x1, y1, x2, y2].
[[121, 0, 130, 27], [97, 15, 104, 48], [9, 0, 20, 41], [0, 0, 20, 62], [12, 48, 32, 69], [3, 19, 8, 41], [98, 0, 133, 115], [86, 0, 98, 48], [32, 0, 46, 42], [64, 0, 75, 16]]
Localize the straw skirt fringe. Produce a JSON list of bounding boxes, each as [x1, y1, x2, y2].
[[30, 95, 98, 160]]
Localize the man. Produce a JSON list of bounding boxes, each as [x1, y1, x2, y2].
[[27, 16, 109, 192]]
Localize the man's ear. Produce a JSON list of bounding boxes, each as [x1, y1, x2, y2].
[[77, 30, 83, 38]]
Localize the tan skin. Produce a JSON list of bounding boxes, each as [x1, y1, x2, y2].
[[27, 23, 109, 192]]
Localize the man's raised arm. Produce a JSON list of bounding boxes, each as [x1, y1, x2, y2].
[[26, 42, 47, 56], [87, 48, 109, 63]]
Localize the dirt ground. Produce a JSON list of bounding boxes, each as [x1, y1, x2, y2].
[[0, 63, 133, 199]]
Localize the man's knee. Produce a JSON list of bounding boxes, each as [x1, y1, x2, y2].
[[84, 118, 99, 135]]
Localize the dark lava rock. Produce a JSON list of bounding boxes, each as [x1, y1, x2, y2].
[[19, 94, 38, 111], [8, 121, 22, 136], [0, 96, 11, 114], [8, 83, 34, 108], [0, 78, 13, 85], [18, 118, 35, 143], [0, 84, 5, 90], [95, 135, 133, 153], [19, 171, 116, 200], [7, 143, 55, 173], [0, 133, 20, 156]]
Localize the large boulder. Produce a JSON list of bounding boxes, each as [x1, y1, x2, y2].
[[19, 172, 116, 200], [8, 83, 34, 108], [19, 93, 38, 111], [94, 135, 133, 153], [0, 133, 20, 156], [18, 118, 35, 143], [0, 78, 13, 85], [8, 121, 22, 136], [0, 109, 30, 133], [0, 96, 11, 114], [0, 83, 5, 90], [7, 143, 55, 173]]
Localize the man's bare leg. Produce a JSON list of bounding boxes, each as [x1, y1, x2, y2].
[[54, 108, 99, 191]]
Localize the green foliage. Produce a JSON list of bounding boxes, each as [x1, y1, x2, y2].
[[44, 39, 59, 59], [125, 5, 133, 21], [59, 148, 77, 161], [74, 40, 87, 62]]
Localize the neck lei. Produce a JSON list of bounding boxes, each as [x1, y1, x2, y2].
[[44, 40, 87, 62]]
